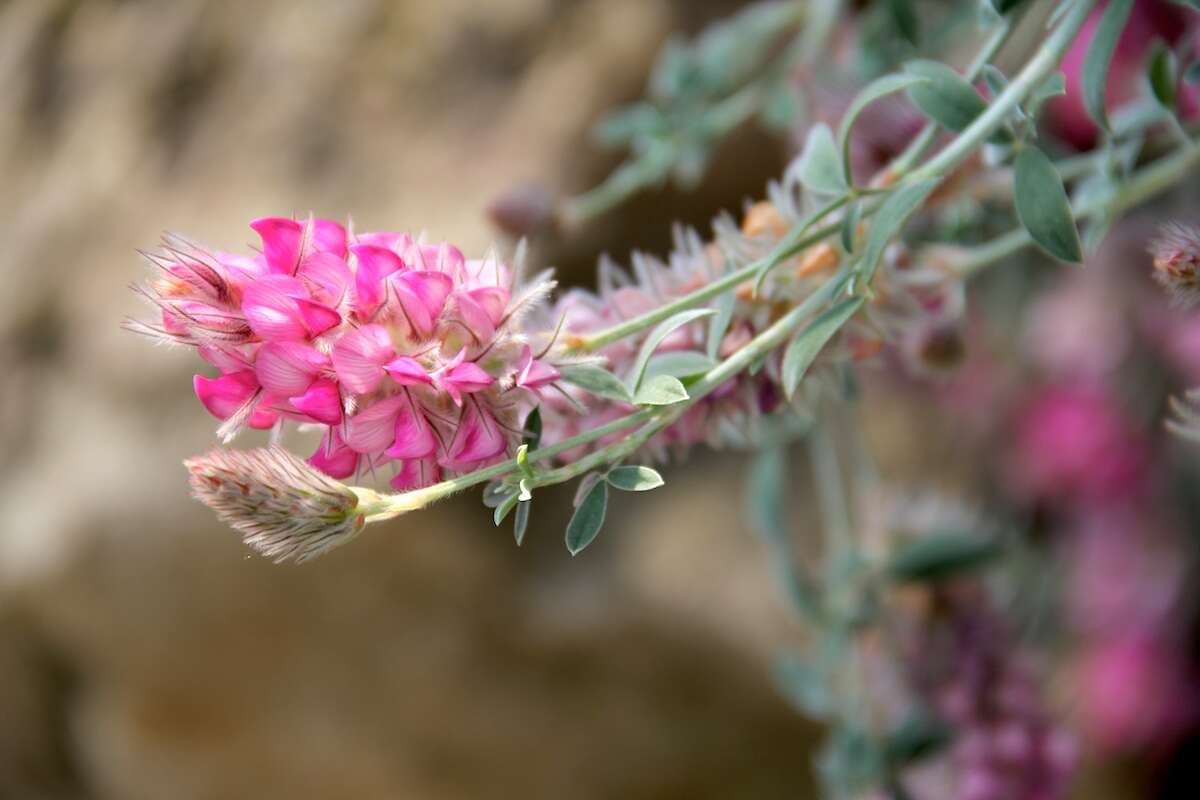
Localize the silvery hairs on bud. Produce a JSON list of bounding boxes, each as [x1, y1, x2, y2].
[[185, 447, 367, 563]]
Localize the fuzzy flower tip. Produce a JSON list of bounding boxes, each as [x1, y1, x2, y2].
[[185, 447, 370, 563], [1150, 222, 1200, 308], [130, 216, 560, 491]]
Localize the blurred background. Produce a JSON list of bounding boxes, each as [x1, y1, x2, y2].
[[1, 0, 1198, 798]]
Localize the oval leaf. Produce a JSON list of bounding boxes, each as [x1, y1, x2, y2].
[[887, 533, 1001, 582], [861, 178, 939, 283], [1014, 145, 1082, 263], [1148, 41, 1178, 111], [513, 500, 531, 546], [565, 479, 608, 555], [782, 296, 865, 399], [558, 364, 633, 403], [797, 123, 849, 195], [494, 491, 520, 526], [643, 350, 717, 382], [606, 465, 665, 492], [904, 60, 987, 132], [633, 373, 689, 406], [1082, 0, 1134, 131], [629, 308, 716, 391]]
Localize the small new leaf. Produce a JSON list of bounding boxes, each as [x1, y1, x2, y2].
[[782, 297, 865, 399], [1082, 0, 1134, 131], [606, 465, 665, 492], [628, 308, 716, 391], [565, 479, 608, 555], [513, 500, 531, 545], [559, 364, 633, 403], [634, 374, 690, 406], [887, 533, 1001, 582], [1148, 42, 1179, 110], [1014, 145, 1082, 263], [798, 123, 849, 196]]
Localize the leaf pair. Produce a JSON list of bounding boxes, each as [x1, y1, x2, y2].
[[565, 466, 665, 555]]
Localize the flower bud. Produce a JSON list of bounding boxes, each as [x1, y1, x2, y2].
[[1150, 222, 1200, 308]]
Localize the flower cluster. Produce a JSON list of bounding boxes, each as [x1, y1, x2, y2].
[[130, 216, 559, 491]]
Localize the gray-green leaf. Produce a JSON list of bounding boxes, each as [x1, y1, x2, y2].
[[565, 479, 608, 555], [643, 350, 717, 383], [1082, 0, 1134, 131], [633, 374, 690, 406], [628, 308, 715, 391], [1014, 145, 1082, 262], [706, 289, 736, 361], [904, 60, 988, 133], [797, 123, 849, 196], [558, 364, 633, 403], [782, 297, 865, 399], [860, 178, 939, 283], [513, 500, 531, 545], [494, 491, 520, 526], [840, 201, 861, 254], [606, 465, 665, 492]]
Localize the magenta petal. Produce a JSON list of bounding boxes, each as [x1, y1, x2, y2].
[[194, 370, 258, 420], [439, 360, 493, 406], [350, 244, 406, 317], [384, 401, 438, 459], [309, 218, 348, 258], [247, 394, 281, 429], [294, 297, 341, 337], [383, 355, 433, 386], [256, 341, 329, 395], [394, 270, 452, 338], [331, 324, 395, 394], [309, 430, 359, 479], [344, 395, 403, 453], [199, 344, 252, 374], [390, 458, 442, 490], [251, 217, 304, 274], [519, 357, 560, 390], [445, 403, 507, 466], [290, 379, 342, 425]]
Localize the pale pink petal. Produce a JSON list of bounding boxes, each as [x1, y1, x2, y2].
[[384, 400, 438, 459], [393, 271, 452, 339], [241, 275, 311, 341], [516, 345, 560, 390], [199, 344, 253, 374], [298, 251, 351, 307], [383, 355, 433, 386], [256, 341, 329, 396], [436, 348, 493, 406], [290, 379, 342, 425], [454, 292, 497, 342], [194, 371, 258, 420], [350, 244, 405, 317], [344, 395, 403, 453], [355, 231, 411, 251], [444, 403, 507, 467], [390, 458, 442, 490], [331, 324, 395, 394], [250, 217, 304, 274], [309, 429, 359, 479]]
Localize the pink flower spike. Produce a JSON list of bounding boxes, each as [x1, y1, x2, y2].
[[344, 395, 404, 454], [350, 244, 405, 318], [308, 429, 359, 479], [250, 217, 304, 274], [392, 270, 452, 339], [515, 345, 560, 390], [383, 400, 438, 459], [436, 348, 494, 407], [242, 275, 340, 341], [290, 379, 343, 425], [390, 458, 442, 490], [194, 371, 258, 421], [383, 355, 433, 387], [331, 323, 395, 394], [256, 341, 329, 396], [444, 402, 507, 468]]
